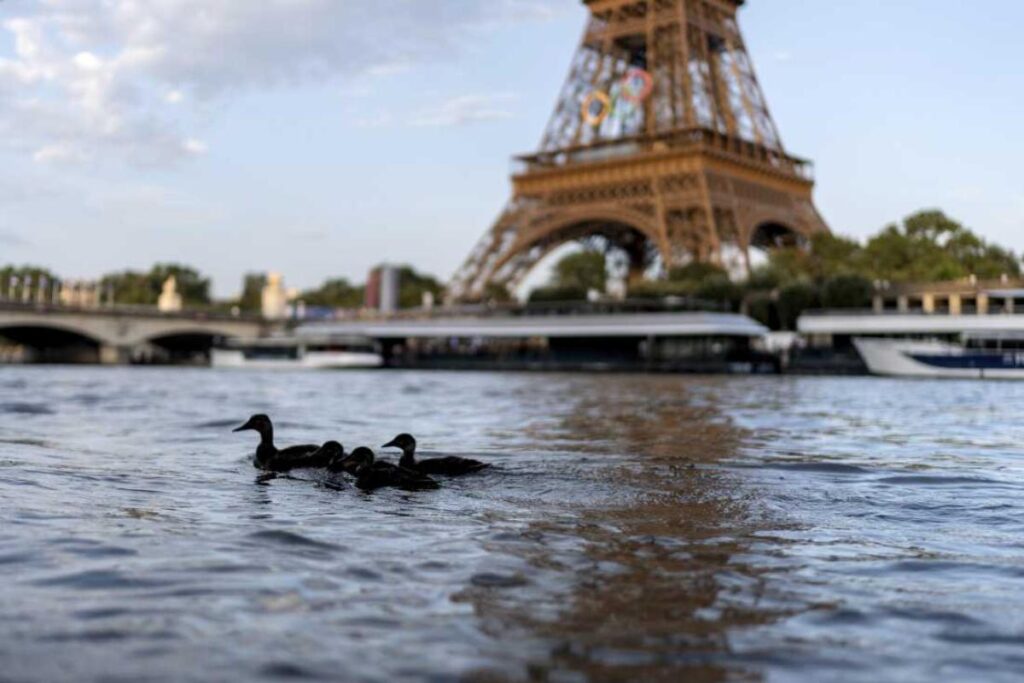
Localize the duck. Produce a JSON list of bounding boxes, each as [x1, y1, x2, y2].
[[232, 414, 331, 472], [299, 440, 350, 489], [340, 446, 440, 492], [381, 433, 489, 476], [309, 440, 349, 473]]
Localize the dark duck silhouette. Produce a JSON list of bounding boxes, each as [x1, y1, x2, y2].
[[382, 433, 489, 476], [300, 440, 350, 489], [232, 414, 332, 472], [339, 446, 439, 492]]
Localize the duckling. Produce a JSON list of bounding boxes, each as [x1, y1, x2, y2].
[[382, 434, 489, 476], [341, 446, 440, 492], [232, 414, 326, 472], [310, 441, 349, 473], [299, 440, 350, 489]]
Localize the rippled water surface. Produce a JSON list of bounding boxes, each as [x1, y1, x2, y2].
[[1, 367, 1023, 682]]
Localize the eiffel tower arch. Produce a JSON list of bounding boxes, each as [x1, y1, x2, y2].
[[450, 0, 829, 301]]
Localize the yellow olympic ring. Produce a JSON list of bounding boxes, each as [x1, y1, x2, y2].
[[581, 90, 612, 126]]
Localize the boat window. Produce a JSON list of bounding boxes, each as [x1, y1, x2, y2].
[[242, 346, 300, 360], [307, 343, 376, 353]]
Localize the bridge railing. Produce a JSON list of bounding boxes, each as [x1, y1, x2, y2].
[[0, 300, 262, 322]]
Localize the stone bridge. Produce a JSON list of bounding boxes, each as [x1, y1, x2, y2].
[[0, 303, 266, 364]]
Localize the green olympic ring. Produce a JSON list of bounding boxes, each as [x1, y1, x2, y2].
[[580, 68, 654, 126]]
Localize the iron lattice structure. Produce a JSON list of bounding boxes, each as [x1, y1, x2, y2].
[[450, 0, 829, 301]]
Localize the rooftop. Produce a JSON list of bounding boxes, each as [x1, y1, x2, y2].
[[298, 312, 767, 340]]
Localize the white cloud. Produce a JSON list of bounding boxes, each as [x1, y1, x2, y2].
[[409, 93, 517, 127], [33, 142, 85, 164], [0, 0, 562, 167], [182, 138, 206, 155]]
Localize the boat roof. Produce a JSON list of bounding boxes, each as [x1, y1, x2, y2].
[[297, 312, 767, 340], [799, 312, 1024, 336], [221, 334, 373, 348]]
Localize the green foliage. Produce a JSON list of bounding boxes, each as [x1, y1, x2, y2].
[[861, 210, 1019, 282], [667, 262, 728, 284], [101, 263, 211, 306], [237, 273, 266, 312], [527, 285, 588, 303], [745, 292, 777, 330], [395, 266, 444, 309], [776, 281, 819, 330], [0, 265, 56, 286], [768, 232, 864, 282], [301, 277, 364, 309], [821, 274, 873, 309], [745, 266, 784, 291], [762, 211, 1019, 286], [101, 271, 151, 305], [149, 264, 211, 304], [694, 275, 742, 310], [552, 250, 607, 292], [626, 280, 693, 299]]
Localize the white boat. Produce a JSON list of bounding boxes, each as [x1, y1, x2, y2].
[[853, 335, 1024, 379], [212, 335, 383, 370]]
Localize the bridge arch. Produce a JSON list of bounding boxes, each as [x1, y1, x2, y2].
[[125, 324, 249, 348], [0, 323, 105, 363]]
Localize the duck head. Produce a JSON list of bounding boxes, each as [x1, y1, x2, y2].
[[382, 433, 416, 455], [233, 414, 272, 435], [341, 447, 376, 475], [315, 440, 346, 469]]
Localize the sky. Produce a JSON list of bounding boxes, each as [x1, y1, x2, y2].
[[0, 0, 1022, 298]]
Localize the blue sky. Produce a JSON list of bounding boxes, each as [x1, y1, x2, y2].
[[0, 1, 1022, 297]]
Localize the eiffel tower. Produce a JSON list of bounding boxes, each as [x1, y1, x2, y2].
[[450, 0, 829, 301]]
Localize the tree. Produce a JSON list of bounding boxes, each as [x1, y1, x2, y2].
[[745, 292, 778, 330], [745, 265, 783, 291], [552, 251, 607, 292], [821, 274, 873, 309], [100, 270, 153, 305], [102, 263, 211, 306], [694, 275, 742, 310], [149, 264, 211, 305], [527, 285, 588, 303], [768, 232, 864, 282], [301, 277, 364, 309], [237, 273, 266, 312], [776, 281, 819, 330], [667, 261, 728, 284], [395, 266, 445, 309], [863, 210, 1020, 283], [0, 265, 57, 300]]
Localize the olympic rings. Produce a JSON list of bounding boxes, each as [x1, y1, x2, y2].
[[579, 67, 654, 126], [620, 68, 653, 103], [581, 90, 612, 126]]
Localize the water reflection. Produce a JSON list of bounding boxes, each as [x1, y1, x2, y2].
[[463, 377, 790, 682]]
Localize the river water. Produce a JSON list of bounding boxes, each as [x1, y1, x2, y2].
[[0, 367, 1022, 682]]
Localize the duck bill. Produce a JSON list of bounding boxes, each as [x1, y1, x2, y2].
[[232, 421, 254, 432], [381, 438, 399, 449]]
